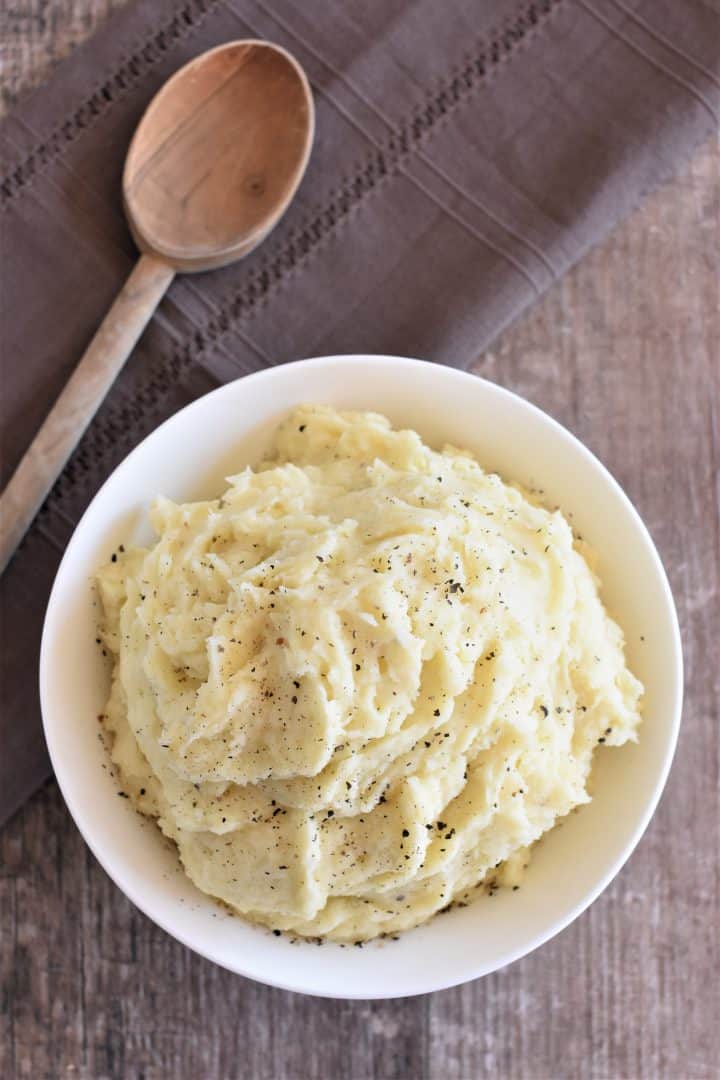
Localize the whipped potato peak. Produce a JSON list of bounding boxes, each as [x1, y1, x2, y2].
[[97, 405, 642, 941]]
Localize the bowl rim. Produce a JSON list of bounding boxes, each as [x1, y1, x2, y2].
[[39, 354, 684, 998]]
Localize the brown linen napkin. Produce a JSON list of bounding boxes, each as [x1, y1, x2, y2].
[[1, 0, 718, 825]]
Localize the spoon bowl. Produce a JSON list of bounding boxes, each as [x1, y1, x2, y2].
[[124, 40, 315, 270]]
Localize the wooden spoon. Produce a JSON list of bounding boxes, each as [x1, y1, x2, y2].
[[0, 40, 314, 574]]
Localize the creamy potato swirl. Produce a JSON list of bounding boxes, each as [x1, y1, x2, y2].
[[98, 406, 642, 940]]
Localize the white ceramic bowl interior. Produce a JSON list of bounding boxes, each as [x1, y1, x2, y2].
[[40, 356, 682, 998]]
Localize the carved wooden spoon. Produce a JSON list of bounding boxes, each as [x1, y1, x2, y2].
[[0, 40, 314, 573]]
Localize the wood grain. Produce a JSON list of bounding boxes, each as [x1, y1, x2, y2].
[[123, 40, 314, 270], [1, 4, 718, 1079]]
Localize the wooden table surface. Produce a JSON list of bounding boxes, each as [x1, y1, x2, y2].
[[2, 4, 718, 1078]]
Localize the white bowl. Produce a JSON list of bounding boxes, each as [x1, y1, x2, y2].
[[40, 355, 682, 999]]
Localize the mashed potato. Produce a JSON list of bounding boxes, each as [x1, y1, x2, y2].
[[97, 406, 642, 941]]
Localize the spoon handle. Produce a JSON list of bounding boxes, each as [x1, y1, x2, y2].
[[0, 253, 174, 575]]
